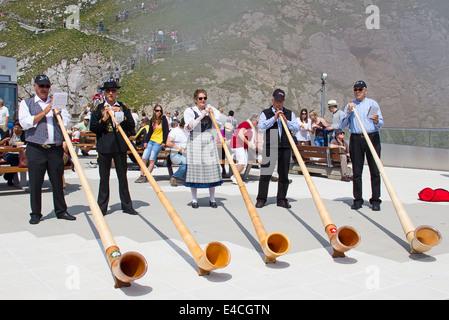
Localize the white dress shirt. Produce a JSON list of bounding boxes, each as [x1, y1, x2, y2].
[[19, 95, 71, 144]]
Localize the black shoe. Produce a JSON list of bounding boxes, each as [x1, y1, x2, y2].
[[123, 209, 138, 215], [209, 201, 217, 208], [29, 215, 41, 225], [255, 200, 265, 208], [277, 201, 291, 208], [351, 203, 362, 210], [192, 202, 199, 209], [57, 212, 76, 221], [372, 203, 381, 211]]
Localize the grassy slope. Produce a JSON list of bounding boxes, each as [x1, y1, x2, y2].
[[0, 0, 131, 85]]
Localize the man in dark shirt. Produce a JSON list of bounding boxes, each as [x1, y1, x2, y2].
[[255, 89, 300, 208], [90, 81, 137, 215]]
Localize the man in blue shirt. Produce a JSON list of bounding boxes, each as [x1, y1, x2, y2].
[[255, 89, 300, 208], [340, 80, 383, 211]]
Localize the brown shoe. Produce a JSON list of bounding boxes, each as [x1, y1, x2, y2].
[[170, 176, 178, 187], [277, 200, 291, 208], [135, 175, 148, 183], [255, 200, 265, 208]]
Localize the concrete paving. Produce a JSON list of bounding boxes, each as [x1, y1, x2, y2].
[[0, 154, 448, 300]]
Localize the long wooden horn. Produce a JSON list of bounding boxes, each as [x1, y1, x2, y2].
[[55, 113, 147, 288], [351, 108, 441, 253], [108, 111, 230, 275], [208, 110, 290, 263], [279, 116, 361, 258]]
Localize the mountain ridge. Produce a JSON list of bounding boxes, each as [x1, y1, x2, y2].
[[1, 0, 448, 127]]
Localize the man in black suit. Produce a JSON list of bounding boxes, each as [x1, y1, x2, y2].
[[90, 81, 137, 215]]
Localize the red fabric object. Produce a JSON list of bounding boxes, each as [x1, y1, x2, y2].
[[418, 188, 449, 202]]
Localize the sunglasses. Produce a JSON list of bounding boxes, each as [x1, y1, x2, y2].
[[197, 97, 207, 101], [154, 109, 162, 112], [38, 84, 51, 89], [353, 88, 364, 92], [104, 89, 117, 93]]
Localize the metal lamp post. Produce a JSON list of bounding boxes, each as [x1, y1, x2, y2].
[[320, 72, 327, 118]]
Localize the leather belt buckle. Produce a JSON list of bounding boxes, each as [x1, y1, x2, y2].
[[42, 144, 51, 149]]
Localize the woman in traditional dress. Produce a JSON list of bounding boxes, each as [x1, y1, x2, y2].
[[183, 89, 223, 208]]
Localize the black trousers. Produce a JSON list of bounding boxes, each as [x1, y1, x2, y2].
[[97, 152, 133, 214], [349, 132, 381, 206], [257, 147, 291, 203], [26, 144, 67, 218]]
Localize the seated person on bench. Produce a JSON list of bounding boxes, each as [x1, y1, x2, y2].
[[329, 129, 352, 181], [0, 120, 26, 186]]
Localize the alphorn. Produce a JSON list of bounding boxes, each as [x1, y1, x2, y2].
[[108, 111, 230, 275], [208, 109, 290, 263], [352, 108, 441, 253], [279, 116, 360, 258], [55, 112, 147, 288]]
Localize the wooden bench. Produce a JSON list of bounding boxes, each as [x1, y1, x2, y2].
[[152, 148, 258, 181], [290, 145, 346, 180], [219, 159, 258, 180], [73, 134, 144, 156], [0, 164, 73, 190], [71, 131, 97, 154]]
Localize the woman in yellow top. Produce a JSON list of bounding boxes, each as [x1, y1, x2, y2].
[[135, 105, 170, 183]]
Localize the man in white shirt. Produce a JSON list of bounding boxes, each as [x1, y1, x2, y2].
[[19, 75, 75, 224], [0, 98, 9, 131], [340, 80, 383, 211], [326, 99, 344, 145]]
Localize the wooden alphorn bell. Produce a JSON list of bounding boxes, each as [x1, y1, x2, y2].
[[279, 116, 361, 258], [55, 112, 148, 288], [108, 111, 230, 275], [351, 108, 441, 253], [208, 109, 290, 263]]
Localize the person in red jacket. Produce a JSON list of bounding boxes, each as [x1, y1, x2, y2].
[[229, 114, 259, 184]]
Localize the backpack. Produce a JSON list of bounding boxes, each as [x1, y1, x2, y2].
[[418, 188, 449, 202]]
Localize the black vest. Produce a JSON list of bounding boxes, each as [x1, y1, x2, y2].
[[262, 107, 292, 149], [23, 97, 63, 146]]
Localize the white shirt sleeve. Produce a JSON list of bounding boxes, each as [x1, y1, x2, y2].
[[18, 99, 36, 130]]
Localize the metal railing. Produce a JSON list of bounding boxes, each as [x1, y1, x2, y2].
[[380, 127, 449, 149]]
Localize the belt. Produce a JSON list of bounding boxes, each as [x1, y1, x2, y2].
[[28, 142, 58, 149], [351, 132, 378, 138]]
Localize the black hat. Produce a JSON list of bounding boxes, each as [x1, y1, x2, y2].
[[334, 129, 344, 135], [99, 80, 121, 90], [273, 89, 286, 100], [353, 80, 367, 88], [35, 74, 51, 86]]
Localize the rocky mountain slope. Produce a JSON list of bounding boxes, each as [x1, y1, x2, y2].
[[1, 0, 448, 128]]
